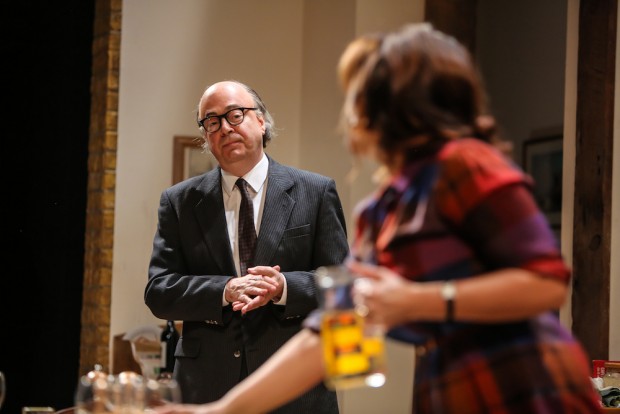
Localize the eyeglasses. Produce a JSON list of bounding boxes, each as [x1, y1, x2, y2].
[[197, 107, 258, 133]]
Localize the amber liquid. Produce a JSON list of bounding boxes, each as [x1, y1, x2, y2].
[[320, 310, 386, 390]]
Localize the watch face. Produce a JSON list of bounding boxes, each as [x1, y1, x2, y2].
[[441, 281, 456, 300]]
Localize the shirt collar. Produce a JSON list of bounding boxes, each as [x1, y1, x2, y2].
[[221, 153, 268, 195]]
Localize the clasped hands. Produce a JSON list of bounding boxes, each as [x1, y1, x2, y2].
[[225, 265, 284, 315]]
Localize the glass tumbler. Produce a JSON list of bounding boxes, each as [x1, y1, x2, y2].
[[315, 265, 386, 390]]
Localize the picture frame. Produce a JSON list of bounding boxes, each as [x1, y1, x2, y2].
[[522, 134, 563, 228], [172, 135, 216, 184]]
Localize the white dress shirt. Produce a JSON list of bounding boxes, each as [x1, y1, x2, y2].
[[220, 153, 287, 305]]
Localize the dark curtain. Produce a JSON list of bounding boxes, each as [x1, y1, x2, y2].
[[0, 2, 94, 412]]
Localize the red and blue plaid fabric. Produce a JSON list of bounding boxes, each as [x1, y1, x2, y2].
[[348, 139, 602, 413]]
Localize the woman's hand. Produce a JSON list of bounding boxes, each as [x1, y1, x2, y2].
[[348, 261, 417, 327]]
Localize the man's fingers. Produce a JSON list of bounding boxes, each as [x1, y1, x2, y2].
[[247, 265, 281, 277], [242, 295, 269, 314], [232, 301, 245, 311], [246, 275, 277, 291]]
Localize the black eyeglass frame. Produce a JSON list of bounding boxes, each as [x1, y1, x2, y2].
[[197, 107, 258, 133]]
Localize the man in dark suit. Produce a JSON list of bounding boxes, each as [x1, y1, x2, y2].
[[145, 80, 348, 413]]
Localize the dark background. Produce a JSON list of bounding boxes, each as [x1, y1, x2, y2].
[[1, 1, 94, 412]]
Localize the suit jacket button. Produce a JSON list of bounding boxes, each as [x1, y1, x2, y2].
[[233, 350, 241, 358]]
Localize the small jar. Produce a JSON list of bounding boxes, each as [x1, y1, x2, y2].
[[602, 361, 620, 388]]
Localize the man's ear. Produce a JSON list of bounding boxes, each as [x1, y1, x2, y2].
[[258, 114, 266, 134]]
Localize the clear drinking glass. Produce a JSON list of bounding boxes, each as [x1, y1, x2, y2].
[[106, 371, 146, 413], [144, 375, 182, 411], [75, 370, 181, 414], [315, 265, 387, 390], [75, 365, 109, 414]]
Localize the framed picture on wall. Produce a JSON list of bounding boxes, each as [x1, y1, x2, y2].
[[172, 136, 216, 184], [522, 134, 563, 229]]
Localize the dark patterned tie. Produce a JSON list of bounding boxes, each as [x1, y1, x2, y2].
[[236, 178, 257, 276]]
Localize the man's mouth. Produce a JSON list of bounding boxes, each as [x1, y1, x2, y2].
[[222, 138, 243, 148]]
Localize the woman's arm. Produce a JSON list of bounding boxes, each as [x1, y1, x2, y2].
[[155, 329, 325, 414], [349, 261, 567, 327]]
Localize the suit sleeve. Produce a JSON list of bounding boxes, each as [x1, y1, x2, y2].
[[145, 189, 233, 324]]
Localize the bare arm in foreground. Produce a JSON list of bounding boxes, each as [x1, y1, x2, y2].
[[154, 329, 324, 414]]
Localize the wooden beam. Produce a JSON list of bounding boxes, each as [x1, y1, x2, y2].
[[572, 0, 617, 360]]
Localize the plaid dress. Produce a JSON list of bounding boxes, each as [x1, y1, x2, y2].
[[347, 139, 600, 413]]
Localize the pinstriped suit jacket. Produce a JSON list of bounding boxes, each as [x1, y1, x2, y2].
[[146, 156, 348, 413]]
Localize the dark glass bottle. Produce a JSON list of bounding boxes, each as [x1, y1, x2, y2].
[[160, 320, 179, 375]]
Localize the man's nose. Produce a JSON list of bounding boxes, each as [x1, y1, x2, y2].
[[220, 117, 235, 133]]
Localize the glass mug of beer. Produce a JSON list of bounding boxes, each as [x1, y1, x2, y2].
[[315, 265, 386, 390]]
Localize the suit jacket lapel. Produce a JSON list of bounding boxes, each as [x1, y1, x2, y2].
[[194, 168, 236, 274], [254, 158, 294, 266]]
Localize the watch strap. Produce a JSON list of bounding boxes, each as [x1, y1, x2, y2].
[[441, 281, 456, 322]]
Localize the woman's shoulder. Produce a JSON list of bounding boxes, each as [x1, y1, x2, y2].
[[438, 138, 511, 164], [436, 138, 526, 183], [434, 138, 532, 221]]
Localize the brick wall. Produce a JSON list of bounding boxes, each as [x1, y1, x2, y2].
[[79, 0, 121, 376]]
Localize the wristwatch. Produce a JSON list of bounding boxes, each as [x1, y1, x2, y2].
[[441, 281, 456, 322]]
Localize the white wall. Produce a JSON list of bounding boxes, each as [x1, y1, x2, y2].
[[560, 0, 579, 332]]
